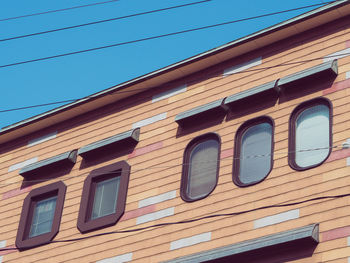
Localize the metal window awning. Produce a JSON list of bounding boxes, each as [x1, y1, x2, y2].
[[19, 150, 78, 178], [78, 128, 140, 158], [163, 224, 319, 263], [175, 99, 228, 127], [224, 80, 279, 109], [278, 60, 338, 88]]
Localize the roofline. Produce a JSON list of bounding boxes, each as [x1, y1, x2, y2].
[[1, 0, 349, 143]]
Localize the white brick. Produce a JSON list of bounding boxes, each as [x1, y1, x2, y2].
[[136, 207, 174, 225], [342, 138, 350, 149], [27, 131, 57, 147], [347, 157, 350, 166], [8, 157, 38, 172], [223, 57, 262, 76], [346, 71, 350, 79], [324, 47, 350, 62], [138, 190, 176, 208], [132, 112, 167, 129], [0, 240, 6, 248], [170, 232, 211, 251], [152, 85, 187, 103], [0, 240, 5, 263], [254, 209, 299, 229], [347, 236, 350, 246], [96, 252, 132, 263]]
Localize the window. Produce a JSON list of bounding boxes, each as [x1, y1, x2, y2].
[[77, 161, 130, 233], [16, 181, 66, 250], [29, 196, 57, 238], [233, 117, 274, 186], [91, 177, 120, 220], [180, 133, 220, 202], [289, 97, 332, 170]]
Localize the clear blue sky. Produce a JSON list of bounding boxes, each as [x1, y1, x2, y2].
[[0, 0, 325, 128]]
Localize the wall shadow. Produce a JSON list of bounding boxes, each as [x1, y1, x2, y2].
[[79, 143, 137, 169], [279, 76, 336, 104], [21, 163, 75, 188], [176, 114, 226, 138], [226, 95, 278, 121]]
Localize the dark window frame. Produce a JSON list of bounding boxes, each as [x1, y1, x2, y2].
[[288, 97, 333, 171], [180, 133, 221, 202], [77, 161, 130, 233], [16, 181, 66, 250], [233, 116, 274, 187]]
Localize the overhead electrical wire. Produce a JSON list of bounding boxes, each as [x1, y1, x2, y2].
[[0, 0, 121, 22], [0, 1, 338, 69], [0, 144, 345, 186], [1, 191, 349, 251], [0, 0, 212, 43], [0, 0, 346, 254], [0, 51, 348, 114]]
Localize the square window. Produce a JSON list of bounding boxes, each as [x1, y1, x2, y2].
[[77, 161, 130, 233], [16, 181, 66, 250]]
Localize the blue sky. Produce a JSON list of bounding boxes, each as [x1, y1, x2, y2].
[[0, 0, 325, 128]]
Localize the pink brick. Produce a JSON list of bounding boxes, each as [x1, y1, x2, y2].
[[322, 226, 350, 242], [323, 78, 350, 95], [346, 40, 350, 48], [325, 148, 350, 163], [0, 245, 17, 256], [120, 204, 156, 221], [2, 187, 32, 200], [128, 142, 163, 159], [220, 148, 233, 159]]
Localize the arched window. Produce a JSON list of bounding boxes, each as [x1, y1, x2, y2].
[[289, 98, 332, 170], [233, 117, 274, 186], [181, 133, 220, 202]]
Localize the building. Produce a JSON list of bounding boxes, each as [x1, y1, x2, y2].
[[1, 1, 350, 262]]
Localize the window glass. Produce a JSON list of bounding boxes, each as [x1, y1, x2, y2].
[[239, 122, 272, 184], [29, 196, 57, 238], [186, 139, 219, 200], [91, 177, 120, 220], [295, 104, 330, 168]]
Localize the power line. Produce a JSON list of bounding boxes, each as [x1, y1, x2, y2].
[[0, 0, 121, 22], [0, 0, 344, 253], [0, 99, 81, 113], [0, 51, 347, 114], [0, 1, 336, 69], [0, 145, 344, 186], [0, 0, 212, 43], [1, 190, 349, 251]]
